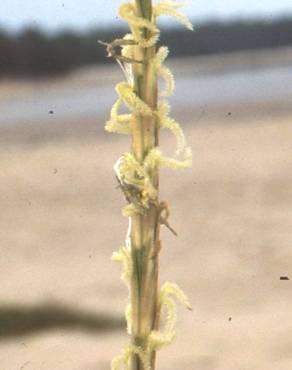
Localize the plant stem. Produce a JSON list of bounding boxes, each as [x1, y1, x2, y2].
[[130, 1, 159, 369]]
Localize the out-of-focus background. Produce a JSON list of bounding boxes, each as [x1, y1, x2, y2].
[[1, 1, 292, 369]]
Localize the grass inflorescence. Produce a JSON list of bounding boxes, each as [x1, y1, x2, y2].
[[102, 1, 193, 369]]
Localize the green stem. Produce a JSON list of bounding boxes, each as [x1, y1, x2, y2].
[[130, 1, 159, 369]]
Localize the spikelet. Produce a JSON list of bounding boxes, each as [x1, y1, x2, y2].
[[161, 117, 186, 155], [116, 150, 159, 214], [148, 282, 192, 352], [112, 345, 150, 370], [153, 47, 175, 97], [119, 152, 155, 194], [143, 147, 162, 171], [116, 82, 153, 116], [111, 352, 127, 370], [156, 100, 186, 155], [105, 98, 131, 134], [118, 152, 144, 186], [136, 32, 160, 49], [125, 304, 132, 334], [119, 3, 157, 33], [158, 65, 175, 97], [111, 245, 133, 287], [148, 296, 176, 351], [143, 146, 192, 171], [154, 45, 169, 63], [154, 1, 194, 31], [160, 282, 192, 311], [160, 146, 193, 169], [119, 2, 159, 48]]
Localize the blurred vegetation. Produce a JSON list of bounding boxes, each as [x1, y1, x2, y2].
[[0, 16, 292, 78], [0, 303, 124, 339]]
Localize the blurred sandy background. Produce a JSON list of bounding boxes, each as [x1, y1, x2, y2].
[[1, 47, 292, 370]]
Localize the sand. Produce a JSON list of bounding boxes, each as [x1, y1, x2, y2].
[[1, 108, 292, 370]]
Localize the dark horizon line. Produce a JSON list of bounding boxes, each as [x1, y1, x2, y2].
[[1, 12, 292, 35]]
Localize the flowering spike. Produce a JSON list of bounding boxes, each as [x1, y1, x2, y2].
[[105, 1, 193, 369]]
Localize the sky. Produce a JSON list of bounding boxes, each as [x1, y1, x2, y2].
[[1, 0, 292, 32]]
